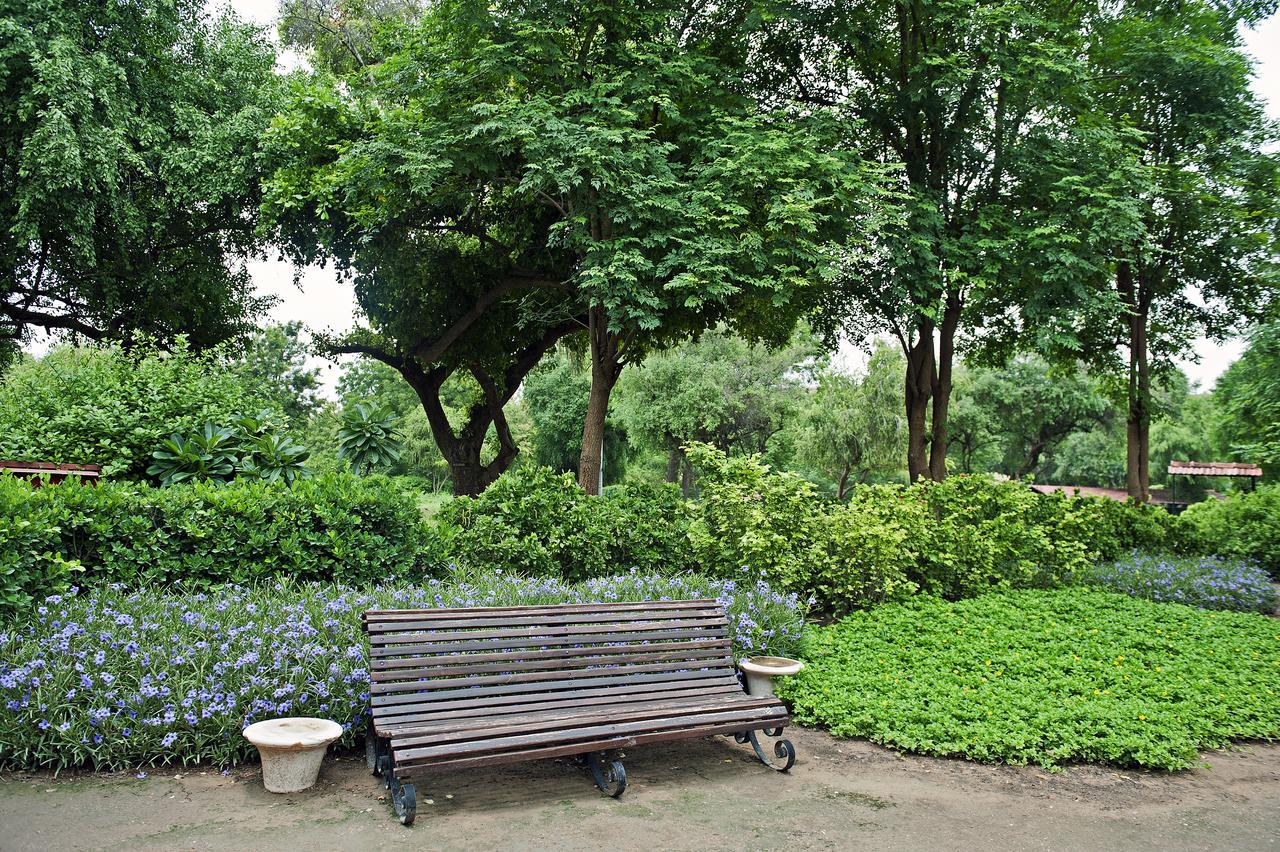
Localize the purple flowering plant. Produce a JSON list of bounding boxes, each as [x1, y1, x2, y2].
[[0, 568, 804, 771], [1077, 551, 1278, 614]]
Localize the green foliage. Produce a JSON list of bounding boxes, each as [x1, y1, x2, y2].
[[781, 589, 1280, 770], [338, 402, 404, 474], [523, 355, 626, 481], [0, 343, 275, 479], [231, 322, 324, 425], [0, 471, 429, 610], [2, 0, 279, 349], [147, 424, 241, 486], [438, 467, 694, 581], [686, 443, 824, 586], [1214, 319, 1280, 467], [1178, 486, 1280, 577], [686, 444, 1172, 613], [797, 343, 904, 495]]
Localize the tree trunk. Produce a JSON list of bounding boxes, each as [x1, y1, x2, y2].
[[578, 306, 624, 495], [904, 324, 935, 483], [1119, 262, 1151, 503], [681, 456, 693, 497], [928, 292, 961, 482], [836, 465, 851, 500], [665, 444, 682, 483]]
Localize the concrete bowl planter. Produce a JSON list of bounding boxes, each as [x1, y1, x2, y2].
[[242, 717, 343, 793], [739, 656, 804, 697]]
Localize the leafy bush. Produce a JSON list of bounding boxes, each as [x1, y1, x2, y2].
[[685, 445, 1172, 612], [1178, 485, 1280, 577], [0, 342, 273, 479], [686, 443, 823, 585], [0, 570, 805, 770], [781, 589, 1280, 770], [439, 467, 694, 580], [1077, 552, 1277, 613], [0, 472, 429, 612]]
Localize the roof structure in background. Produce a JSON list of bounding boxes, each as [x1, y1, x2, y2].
[[1028, 484, 1176, 504], [1167, 461, 1263, 477]]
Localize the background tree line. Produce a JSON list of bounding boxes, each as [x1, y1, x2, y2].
[[2, 0, 1277, 501]]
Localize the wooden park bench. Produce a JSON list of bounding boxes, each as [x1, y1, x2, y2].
[[362, 599, 796, 825]]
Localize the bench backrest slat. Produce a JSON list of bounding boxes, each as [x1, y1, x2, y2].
[[363, 599, 739, 724]]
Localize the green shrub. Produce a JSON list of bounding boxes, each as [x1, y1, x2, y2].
[[1177, 485, 1280, 576], [686, 443, 823, 584], [0, 342, 274, 479], [781, 589, 1280, 770], [0, 570, 804, 770], [439, 467, 694, 580], [0, 472, 429, 612]]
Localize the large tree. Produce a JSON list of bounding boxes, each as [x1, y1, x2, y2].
[[761, 0, 1097, 483], [1, 0, 280, 359], [264, 0, 887, 495], [1048, 0, 1279, 500]]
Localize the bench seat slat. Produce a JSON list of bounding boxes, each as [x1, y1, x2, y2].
[[390, 695, 784, 747], [374, 679, 746, 730], [370, 618, 726, 647], [394, 706, 788, 763]]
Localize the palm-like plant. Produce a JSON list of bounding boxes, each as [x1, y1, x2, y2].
[[147, 423, 240, 486], [338, 401, 403, 475], [239, 432, 312, 484]]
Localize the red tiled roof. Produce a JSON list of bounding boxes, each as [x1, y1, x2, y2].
[[1167, 461, 1263, 477]]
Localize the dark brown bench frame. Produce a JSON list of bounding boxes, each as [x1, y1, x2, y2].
[[362, 599, 796, 825]]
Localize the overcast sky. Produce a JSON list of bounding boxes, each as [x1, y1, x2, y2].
[[148, 5, 1280, 392]]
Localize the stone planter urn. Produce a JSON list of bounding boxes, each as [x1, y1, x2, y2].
[[739, 656, 804, 697], [242, 717, 343, 793]]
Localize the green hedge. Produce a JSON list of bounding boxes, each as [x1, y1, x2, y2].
[[439, 467, 694, 580], [0, 472, 430, 613], [1177, 484, 1280, 576], [685, 444, 1174, 614]]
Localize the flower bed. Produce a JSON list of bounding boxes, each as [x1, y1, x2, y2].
[[0, 570, 804, 771], [1076, 552, 1277, 614], [780, 589, 1280, 770]]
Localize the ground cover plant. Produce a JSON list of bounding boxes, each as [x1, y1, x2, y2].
[[0, 570, 803, 771], [1077, 552, 1277, 614], [780, 589, 1280, 770]]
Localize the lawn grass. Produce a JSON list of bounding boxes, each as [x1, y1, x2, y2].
[[779, 588, 1280, 770]]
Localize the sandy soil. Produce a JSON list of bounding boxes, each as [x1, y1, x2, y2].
[[1, 727, 1278, 851]]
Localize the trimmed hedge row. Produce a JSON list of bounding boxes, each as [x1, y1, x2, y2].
[[0, 472, 430, 613]]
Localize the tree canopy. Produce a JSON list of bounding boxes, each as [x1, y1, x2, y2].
[[1, 0, 281, 362]]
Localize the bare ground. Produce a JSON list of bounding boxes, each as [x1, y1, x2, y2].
[[1, 727, 1278, 852]]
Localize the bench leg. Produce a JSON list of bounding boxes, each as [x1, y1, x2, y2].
[[586, 750, 627, 798], [739, 727, 796, 772], [378, 745, 417, 826], [366, 726, 389, 777]]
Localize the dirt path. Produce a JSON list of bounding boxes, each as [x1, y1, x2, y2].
[[2, 727, 1277, 851]]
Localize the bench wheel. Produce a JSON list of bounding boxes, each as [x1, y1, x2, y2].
[[587, 751, 626, 798], [747, 727, 796, 772], [393, 780, 417, 826]]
